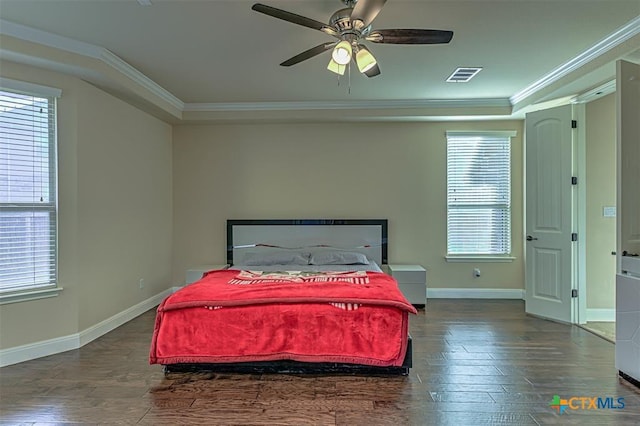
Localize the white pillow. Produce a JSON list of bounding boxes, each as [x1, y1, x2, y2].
[[242, 251, 310, 266], [309, 250, 369, 265]]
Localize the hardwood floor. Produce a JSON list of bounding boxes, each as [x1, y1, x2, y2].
[[1, 299, 639, 425]]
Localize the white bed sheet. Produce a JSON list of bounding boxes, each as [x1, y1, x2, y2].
[[228, 261, 383, 273]]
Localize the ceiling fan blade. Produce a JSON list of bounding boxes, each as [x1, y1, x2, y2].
[[350, 0, 387, 28], [364, 63, 381, 78], [252, 3, 338, 37], [280, 42, 336, 67], [366, 29, 454, 44]]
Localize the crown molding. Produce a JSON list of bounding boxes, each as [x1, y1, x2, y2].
[[98, 49, 184, 111], [183, 98, 512, 112], [0, 19, 184, 112], [510, 15, 640, 105], [0, 19, 101, 58], [180, 98, 514, 123]]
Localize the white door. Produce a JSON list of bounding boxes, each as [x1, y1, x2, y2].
[[617, 60, 640, 259], [615, 60, 640, 380], [525, 105, 576, 323]]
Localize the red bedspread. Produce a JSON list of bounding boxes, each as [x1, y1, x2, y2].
[[150, 270, 416, 367]]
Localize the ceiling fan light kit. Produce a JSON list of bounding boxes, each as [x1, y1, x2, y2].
[[251, 0, 453, 80], [332, 40, 353, 65]]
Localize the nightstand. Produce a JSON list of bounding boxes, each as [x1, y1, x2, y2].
[[185, 264, 228, 285], [387, 264, 427, 307]]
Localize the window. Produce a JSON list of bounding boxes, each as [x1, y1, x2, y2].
[[0, 79, 61, 303], [446, 131, 515, 258]]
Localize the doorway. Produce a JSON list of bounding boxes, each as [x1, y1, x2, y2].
[[524, 95, 618, 332], [582, 92, 618, 341]]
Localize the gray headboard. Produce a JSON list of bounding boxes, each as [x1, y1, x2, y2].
[[226, 219, 388, 266]]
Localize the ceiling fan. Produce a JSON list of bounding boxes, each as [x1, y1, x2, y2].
[[251, 0, 453, 78]]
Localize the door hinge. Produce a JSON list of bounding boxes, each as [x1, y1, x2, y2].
[[571, 176, 578, 185], [571, 120, 577, 128], [572, 289, 578, 298], [571, 233, 578, 241]]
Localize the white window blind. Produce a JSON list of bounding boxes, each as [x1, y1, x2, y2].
[[0, 81, 59, 297], [446, 131, 515, 256]]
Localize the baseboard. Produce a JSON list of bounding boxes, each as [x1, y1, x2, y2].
[[78, 287, 175, 346], [0, 334, 80, 368], [427, 288, 525, 299], [0, 287, 178, 368], [586, 308, 615, 322]]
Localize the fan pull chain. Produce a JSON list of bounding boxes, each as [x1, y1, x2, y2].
[[348, 63, 351, 94]]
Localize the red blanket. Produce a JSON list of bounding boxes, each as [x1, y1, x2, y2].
[[150, 270, 416, 367]]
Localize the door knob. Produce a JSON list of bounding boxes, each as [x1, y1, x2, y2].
[[526, 235, 538, 241]]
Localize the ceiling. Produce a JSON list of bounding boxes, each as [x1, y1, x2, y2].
[[0, 0, 639, 122]]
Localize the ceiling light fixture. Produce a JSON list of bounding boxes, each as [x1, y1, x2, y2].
[[355, 45, 377, 74], [331, 40, 353, 65]]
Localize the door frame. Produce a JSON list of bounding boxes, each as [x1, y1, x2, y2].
[[575, 102, 587, 325]]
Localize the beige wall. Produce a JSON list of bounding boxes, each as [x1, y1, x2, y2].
[[172, 121, 524, 291], [585, 94, 617, 310], [0, 64, 524, 352], [0, 62, 173, 349], [75, 82, 173, 329]]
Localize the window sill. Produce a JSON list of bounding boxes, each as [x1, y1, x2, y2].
[[445, 255, 516, 263], [0, 287, 64, 305]]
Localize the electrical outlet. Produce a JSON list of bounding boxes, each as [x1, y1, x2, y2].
[[139, 278, 144, 289]]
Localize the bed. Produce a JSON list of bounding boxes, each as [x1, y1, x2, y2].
[[150, 219, 416, 375]]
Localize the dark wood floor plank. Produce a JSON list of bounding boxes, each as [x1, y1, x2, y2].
[[429, 391, 494, 402], [1, 299, 639, 425], [425, 383, 507, 393]]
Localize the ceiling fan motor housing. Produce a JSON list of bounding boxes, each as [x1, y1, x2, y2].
[[330, 8, 355, 32], [330, 7, 367, 44]]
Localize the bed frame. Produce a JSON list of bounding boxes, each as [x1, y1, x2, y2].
[[165, 337, 412, 375], [165, 219, 412, 376]]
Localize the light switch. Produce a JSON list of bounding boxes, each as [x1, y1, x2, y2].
[[603, 206, 616, 217]]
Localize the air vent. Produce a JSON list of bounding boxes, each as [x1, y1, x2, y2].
[[446, 67, 482, 83]]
